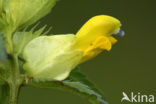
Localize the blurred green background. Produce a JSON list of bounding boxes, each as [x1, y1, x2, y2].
[[19, 0, 156, 104]]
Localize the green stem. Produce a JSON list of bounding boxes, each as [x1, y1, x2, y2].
[[8, 55, 23, 104], [3, 26, 22, 104], [12, 55, 20, 77], [8, 83, 20, 104]]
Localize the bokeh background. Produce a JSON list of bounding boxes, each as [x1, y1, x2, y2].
[[19, 0, 156, 104]]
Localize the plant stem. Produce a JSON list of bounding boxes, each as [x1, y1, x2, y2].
[[9, 83, 20, 104], [8, 55, 23, 104]]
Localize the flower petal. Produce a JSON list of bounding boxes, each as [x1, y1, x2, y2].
[[80, 36, 112, 63]]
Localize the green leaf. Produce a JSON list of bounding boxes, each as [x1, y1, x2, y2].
[[27, 80, 108, 104], [0, 32, 7, 62], [67, 67, 103, 94]]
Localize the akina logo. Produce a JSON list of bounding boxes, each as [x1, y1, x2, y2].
[[121, 92, 155, 103]]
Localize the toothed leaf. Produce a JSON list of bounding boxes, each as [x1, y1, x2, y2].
[[67, 67, 103, 95], [27, 80, 108, 104]]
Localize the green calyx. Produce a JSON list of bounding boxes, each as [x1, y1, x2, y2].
[[23, 35, 83, 81]]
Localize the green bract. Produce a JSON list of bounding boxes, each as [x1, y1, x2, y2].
[[13, 26, 47, 55], [0, 0, 57, 32], [23, 35, 83, 81]]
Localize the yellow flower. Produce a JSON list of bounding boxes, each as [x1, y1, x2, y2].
[[74, 15, 123, 62], [23, 15, 124, 81]]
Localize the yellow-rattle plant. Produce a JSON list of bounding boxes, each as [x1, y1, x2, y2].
[[0, 0, 124, 104]]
